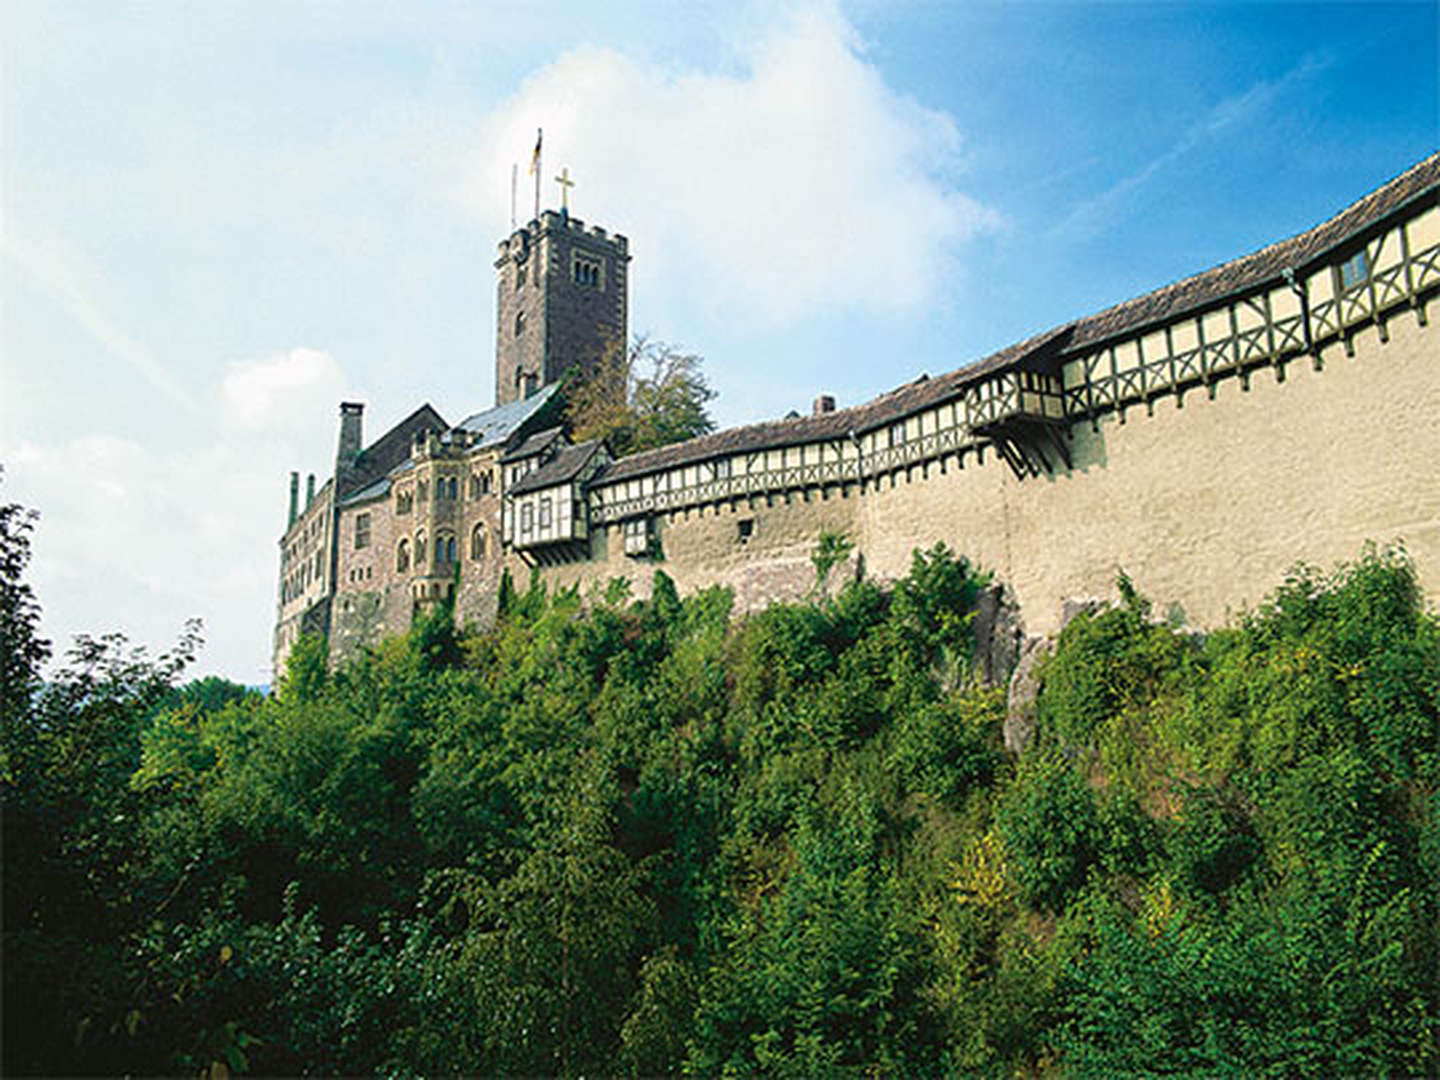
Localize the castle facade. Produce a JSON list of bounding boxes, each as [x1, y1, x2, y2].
[[275, 155, 1440, 679]]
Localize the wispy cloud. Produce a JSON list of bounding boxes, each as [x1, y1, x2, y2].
[[2, 229, 203, 415], [1057, 53, 1332, 239]]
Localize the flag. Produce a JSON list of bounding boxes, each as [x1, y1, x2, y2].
[[528, 129, 542, 175]]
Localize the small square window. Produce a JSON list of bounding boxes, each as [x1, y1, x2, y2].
[[1339, 249, 1369, 291]]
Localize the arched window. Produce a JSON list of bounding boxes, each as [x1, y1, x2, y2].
[[445, 536, 456, 563], [514, 310, 526, 337], [416, 531, 427, 565], [418, 480, 428, 503], [447, 477, 458, 500], [396, 538, 410, 573], [469, 473, 479, 499], [471, 522, 487, 561]]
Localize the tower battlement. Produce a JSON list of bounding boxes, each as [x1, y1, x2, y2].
[[493, 207, 630, 407]]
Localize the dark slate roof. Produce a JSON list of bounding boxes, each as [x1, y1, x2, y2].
[[340, 403, 447, 498], [509, 440, 607, 495], [455, 383, 560, 448], [501, 426, 567, 464], [598, 153, 1439, 486], [338, 475, 391, 507]]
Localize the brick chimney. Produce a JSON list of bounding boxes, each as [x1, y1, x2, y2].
[[813, 394, 836, 416]]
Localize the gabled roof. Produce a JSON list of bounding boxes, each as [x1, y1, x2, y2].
[[502, 425, 567, 464], [340, 403, 447, 498], [597, 152, 1440, 486], [509, 440, 607, 495], [455, 382, 560, 448]]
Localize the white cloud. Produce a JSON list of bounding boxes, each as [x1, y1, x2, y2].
[[221, 347, 347, 433], [458, 6, 1000, 323], [4, 345, 355, 687]]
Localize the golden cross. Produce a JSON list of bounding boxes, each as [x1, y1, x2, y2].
[[554, 167, 575, 212]]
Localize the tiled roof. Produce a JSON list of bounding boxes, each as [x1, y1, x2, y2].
[[502, 426, 566, 464], [455, 383, 560, 447], [509, 440, 606, 495], [1066, 151, 1440, 350], [598, 325, 1073, 484], [598, 153, 1439, 486]]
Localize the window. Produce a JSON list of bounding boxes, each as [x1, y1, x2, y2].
[[737, 518, 754, 543], [418, 480, 428, 503], [396, 490, 412, 515], [354, 513, 371, 550], [471, 523, 487, 561], [572, 253, 602, 288], [446, 536, 456, 563], [520, 503, 534, 535], [714, 458, 731, 480], [469, 474, 480, 499], [416, 531, 427, 565], [1340, 249, 1369, 291], [539, 496, 553, 529], [516, 265, 527, 289], [515, 310, 526, 337], [889, 422, 907, 448], [623, 517, 651, 556], [448, 477, 458, 500]]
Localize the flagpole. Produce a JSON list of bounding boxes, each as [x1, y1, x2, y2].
[[533, 128, 542, 222]]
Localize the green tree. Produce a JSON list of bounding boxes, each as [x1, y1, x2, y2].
[[566, 336, 716, 455]]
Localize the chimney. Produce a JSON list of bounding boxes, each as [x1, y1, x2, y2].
[[288, 472, 299, 526], [337, 401, 364, 472], [306, 473, 316, 507], [813, 394, 836, 416]]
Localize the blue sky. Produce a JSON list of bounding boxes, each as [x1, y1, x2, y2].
[[3, 0, 1435, 683]]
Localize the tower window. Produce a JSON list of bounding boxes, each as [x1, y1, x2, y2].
[[471, 522, 488, 561], [515, 310, 526, 337], [354, 513, 371, 550], [572, 253, 603, 288], [516, 265, 527, 289]]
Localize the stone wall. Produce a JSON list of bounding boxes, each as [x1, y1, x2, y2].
[[511, 304, 1437, 640]]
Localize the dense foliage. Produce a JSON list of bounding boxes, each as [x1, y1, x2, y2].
[[3, 497, 1437, 1075]]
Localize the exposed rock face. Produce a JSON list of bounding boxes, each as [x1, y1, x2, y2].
[[1004, 636, 1050, 755], [1004, 597, 1107, 755], [973, 583, 1025, 689]]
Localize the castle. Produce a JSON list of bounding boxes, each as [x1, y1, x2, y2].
[[274, 154, 1440, 680]]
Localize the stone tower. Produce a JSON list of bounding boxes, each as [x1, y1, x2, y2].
[[494, 210, 629, 407]]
